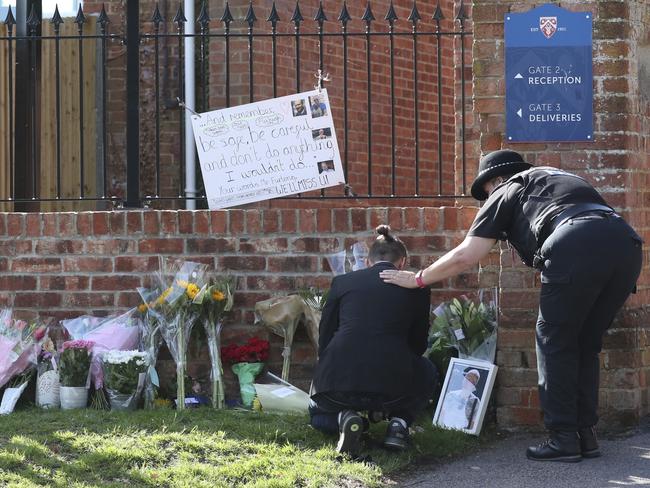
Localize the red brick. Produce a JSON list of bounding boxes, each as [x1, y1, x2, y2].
[[332, 209, 350, 232], [387, 207, 401, 230], [110, 212, 126, 235], [11, 257, 62, 273], [160, 211, 178, 234], [315, 208, 331, 233], [442, 207, 458, 230], [138, 238, 184, 254], [240, 238, 288, 254], [39, 276, 89, 291], [7, 214, 24, 236], [126, 211, 143, 234], [14, 292, 62, 308], [178, 211, 193, 234], [211, 211, 228, 234], [219, 256, 266, 271], [34, 240, 84, 255], [0, 214, 6, 235], [262, 210, 280, 233], [229, 210, 245, 234], [350, 208, 367, 232], [57, 213, 77, 237], [76, 213, 92, 235], [299, 209, 317, 233], [63, 257, 113, 273], [143, 211, 160, 235], [267, 256, 317, 273], [115, 256, 161, 272], [85, 239, 137, 255], [369, 208, 388, 229], [403, 207, 421, 231], [0, 275, 38, 290], [246, 275, 296, 291], [62, 293, 116, 308], [194, 211, 210, 234], [186, 238, 223, 254], [246, 210, 262, 234], [281, 209, 297, 233], [93, 212, 111, 235], [92, 275, 142, 291], [117, 291, 142, 308], [25, 214, 40, 237], [42, 214, 57, 236]]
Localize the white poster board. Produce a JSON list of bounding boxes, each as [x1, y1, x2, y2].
[[191, 89, 345, 209]]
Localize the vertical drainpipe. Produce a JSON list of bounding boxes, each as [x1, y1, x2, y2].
[[184, 0, 196, 209]]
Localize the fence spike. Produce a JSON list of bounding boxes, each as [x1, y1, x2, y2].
[[456, 0, 468, 21], [267, 2, 280, 24], [385, 1, 398, 23], [4, 5, 15, 27], [408, 2, 421, 23], [197, 0, 210, 28], [361, 3, 375, 23], [314, 1, 327, 23], [432, 1, 444, 21], [338, 2, 351, 24], [245, 2, 257, 26], [51, 5, 64, 28], [291, 2, 304, 24], [220, 2, 233, 25], [173, 3, 187, 26], [151, 3, 164, 26], [74, 3, 85, 26], [27, 4, 41, 30], [98, 4, 110, 28]]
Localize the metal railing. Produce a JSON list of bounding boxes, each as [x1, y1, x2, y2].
[[0, 0, 472, 209]]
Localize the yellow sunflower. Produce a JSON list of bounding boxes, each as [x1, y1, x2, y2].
[[186, 283, 200, 300], [137, 303, 148, 313], [212, 290, 226, 301]]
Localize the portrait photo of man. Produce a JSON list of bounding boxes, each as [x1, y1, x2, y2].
[[291, 99, 307, 117]]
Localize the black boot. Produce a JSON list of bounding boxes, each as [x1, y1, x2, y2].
[[383, 418, 409, 451], [578, 426, 601, 458], [526, 430, 581, 463]]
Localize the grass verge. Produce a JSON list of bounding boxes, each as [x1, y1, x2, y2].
[[0, 407, 483, 487]]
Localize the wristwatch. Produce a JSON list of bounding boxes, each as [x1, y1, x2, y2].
[[415, 270, 426, 288]]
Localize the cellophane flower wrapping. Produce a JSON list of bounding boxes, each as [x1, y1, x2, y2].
[[0, 308, 48, 389], [102, 350, 148, 411], [155, 259, 208, 409], [61, 310, 142, 389], [193, 276, 235, 409], [36, 337, 60, 409], [427, 288, 499, 375], [221, 337, 269, 407], [298, 288, 329, 351], [136, 287, 165, 409], [59, 340, 94, 387], [254, 295, 304, 382]]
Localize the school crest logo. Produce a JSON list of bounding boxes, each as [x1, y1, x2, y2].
[[539, 16, 558, 39]]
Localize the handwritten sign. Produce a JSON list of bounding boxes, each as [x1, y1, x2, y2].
[[191, 89, 345, 209]]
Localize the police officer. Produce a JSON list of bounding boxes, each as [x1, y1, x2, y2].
[[381, 149, 643, 462]]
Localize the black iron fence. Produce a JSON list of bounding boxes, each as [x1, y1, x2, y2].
[[0, 0, 472, 209]]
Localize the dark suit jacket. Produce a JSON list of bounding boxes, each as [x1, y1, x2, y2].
[[311, 262, 431, 397]]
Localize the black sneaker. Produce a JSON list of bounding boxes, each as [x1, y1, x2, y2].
[[336, 410, 364, 457], [383, 418, 409, 451], [526, 431, 581, 463], [578, 426, 601, 458]]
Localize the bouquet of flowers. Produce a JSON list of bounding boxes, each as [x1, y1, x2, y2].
[[0, 368, 35, 415], [0, 308, 47, 389], [36, 337, 60, 409], [59, 339, 94, 409], [102, 350, 148, 411], [427, 289, 498, 375], [136, 287, 165, 409], [298, 288, 329, 351], [61, 310, 142, 390], [254, 294, 304, 382], [193, 276, 235, 409], [155, 260, 208, 409], [221, 336, 269, 407]]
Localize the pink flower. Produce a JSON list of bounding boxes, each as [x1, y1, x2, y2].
[[33, 326, 47, 342], [14, 320, 27, 331], [62, 339, 95, 351]]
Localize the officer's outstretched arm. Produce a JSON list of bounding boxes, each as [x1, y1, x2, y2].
[[380, 235, 496, 288]]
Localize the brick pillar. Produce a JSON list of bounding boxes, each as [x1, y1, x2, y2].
[[472, 0, 650, 429]]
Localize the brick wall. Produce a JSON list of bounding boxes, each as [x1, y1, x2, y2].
[[472, 0, 650, 429]]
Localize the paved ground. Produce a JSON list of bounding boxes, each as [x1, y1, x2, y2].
[[396, 425, 650, 488]]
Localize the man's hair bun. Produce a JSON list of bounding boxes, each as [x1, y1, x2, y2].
[[375, 224, 394, 242]]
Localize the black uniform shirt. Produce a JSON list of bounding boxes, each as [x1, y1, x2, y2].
[[468, 167, 609, 267]]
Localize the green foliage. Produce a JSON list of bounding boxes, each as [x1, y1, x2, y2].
[[0, 408, 481, 487], [58, 347, 92, 387], [297, 288, 329, 311]]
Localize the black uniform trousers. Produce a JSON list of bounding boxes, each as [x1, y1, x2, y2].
[[535, 213, 642, 431]]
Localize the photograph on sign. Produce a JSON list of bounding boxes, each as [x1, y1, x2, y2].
[[191, 89, 344, 209]]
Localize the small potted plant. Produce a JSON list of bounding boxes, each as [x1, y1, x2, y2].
[[59, 339, 94, 409]]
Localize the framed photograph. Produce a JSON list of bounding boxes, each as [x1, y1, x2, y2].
[[433, 357, 498, 436]]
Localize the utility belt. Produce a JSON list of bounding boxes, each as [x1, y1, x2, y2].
[[533, 203, 619, 270]]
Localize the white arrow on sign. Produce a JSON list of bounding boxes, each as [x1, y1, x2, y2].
[[514, 73, 523, 79], [517, 108, 523, 118]]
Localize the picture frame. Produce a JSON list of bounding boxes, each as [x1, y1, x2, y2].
[[432, 357, 498, 436]]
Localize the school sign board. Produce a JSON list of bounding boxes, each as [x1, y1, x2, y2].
[[191, 89, 344, 209], [505, 4, 593, 142]]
